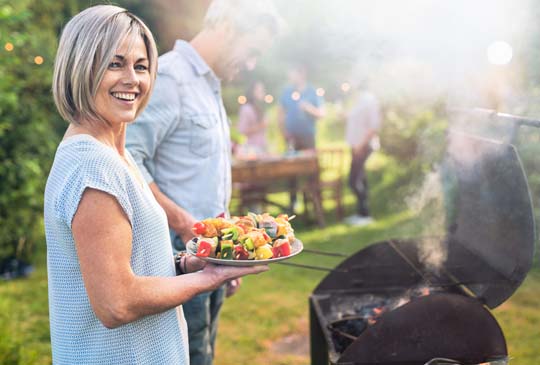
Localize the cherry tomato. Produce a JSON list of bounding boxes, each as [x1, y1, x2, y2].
[[192, 222, 206, 235]]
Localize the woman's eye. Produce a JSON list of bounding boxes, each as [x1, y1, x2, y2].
[[135, 64, 148, 71], [109, 62, 122, 69]]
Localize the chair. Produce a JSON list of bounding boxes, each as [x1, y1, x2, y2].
[[319, 147, 347, 220], [303, 147, 346, 222], [232, 182, 268, 215]]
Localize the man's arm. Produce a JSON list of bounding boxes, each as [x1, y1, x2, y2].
[[300, 100, 326, 119], [300, 89, 326, 120], [149, 182, 196, 244]]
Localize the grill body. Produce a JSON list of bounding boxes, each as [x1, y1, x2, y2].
[[310, 131, 535, 365]]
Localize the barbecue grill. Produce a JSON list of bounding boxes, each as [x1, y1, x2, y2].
[[309, 130, 535, 365]]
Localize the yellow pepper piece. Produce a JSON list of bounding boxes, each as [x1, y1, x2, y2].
[[276, 224, 287, 237], [255, 244, 273, 260]]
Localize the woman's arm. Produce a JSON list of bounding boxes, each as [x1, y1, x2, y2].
[[72, 188, 267, 329]]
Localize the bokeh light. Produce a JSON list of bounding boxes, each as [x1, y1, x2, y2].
[[291, 91, 301, 101], [341, 82, 351, 93], [316, 87, 325, 96], [487, 41, 513, 65], [264, 94, 274, 103], [5, 42, 14, 52], [34, 56, 44, 65], [237, 95, 247, 105]]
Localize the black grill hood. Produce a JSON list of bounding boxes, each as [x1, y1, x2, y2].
[[314, 131, 535, 309]]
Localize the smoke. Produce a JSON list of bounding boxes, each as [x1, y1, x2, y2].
[[405, 168, 448, 273], [271, 0, 534, 111]]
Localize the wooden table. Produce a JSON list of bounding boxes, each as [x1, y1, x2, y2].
[[232, 152, 325, 227]]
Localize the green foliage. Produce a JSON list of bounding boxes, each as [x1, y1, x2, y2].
[[0, 0, 77, 261], [364, 102, 448, 216]]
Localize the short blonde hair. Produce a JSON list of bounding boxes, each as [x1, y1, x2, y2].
[[204, 0, 283, 35], [53, 5, 158, 125]]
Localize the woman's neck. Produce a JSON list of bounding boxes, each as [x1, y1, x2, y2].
[[64, 121, 127, 155]]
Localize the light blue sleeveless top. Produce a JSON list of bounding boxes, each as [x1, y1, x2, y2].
[[44, 134, 188, 364]]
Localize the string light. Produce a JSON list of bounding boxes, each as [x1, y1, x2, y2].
[[341, 82, 351, 93], [264, 94, 274, 103], [291, 91, 300, 101], [316, 88, 325, 96], [5, 42, 14, 52], [237, 95, 247, 105], [34, 56, 44, 65]]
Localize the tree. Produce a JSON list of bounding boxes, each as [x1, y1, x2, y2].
[[0, 0, 78, 262]]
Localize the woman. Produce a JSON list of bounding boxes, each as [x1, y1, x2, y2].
[[237, 81, 269, 156], [44, 5, 267, 364]]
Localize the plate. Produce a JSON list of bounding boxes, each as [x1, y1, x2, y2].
[[186, 239, 303, 266]]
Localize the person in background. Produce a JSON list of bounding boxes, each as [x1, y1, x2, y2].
[[278, 64, 325, 213], [278, 64, 325, 151], [236, 81, 270, 212], [344, 80, 381, 226], [44, 5, 267, 364], [125, 1, 283, 364], [237, 80, 269, 157]]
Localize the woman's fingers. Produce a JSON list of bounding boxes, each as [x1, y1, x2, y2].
[[186, 255, 207, 272], [203, 263, 269, 286]]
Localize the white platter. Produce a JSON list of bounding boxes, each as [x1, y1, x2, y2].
[[186, 239, 303, 266]]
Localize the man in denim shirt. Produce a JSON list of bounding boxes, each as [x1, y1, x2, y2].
[[126, 1, 282, 364]]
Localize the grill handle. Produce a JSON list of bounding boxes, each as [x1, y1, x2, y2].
[[276, 261, 348, 273], [302, 248, 349, 257]]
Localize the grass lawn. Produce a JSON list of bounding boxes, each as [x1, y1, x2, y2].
[[215, 208, 540, 365], [1, 203, 538, 364]]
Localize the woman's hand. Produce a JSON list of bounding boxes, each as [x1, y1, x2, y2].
[[184, 254, 207, 273], [200, 263, 269, 292]]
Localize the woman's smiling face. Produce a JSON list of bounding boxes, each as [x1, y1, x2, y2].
[[94, 35, 150, 126]]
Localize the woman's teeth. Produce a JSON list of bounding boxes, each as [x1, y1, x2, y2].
[[112, 92, 136, 101]]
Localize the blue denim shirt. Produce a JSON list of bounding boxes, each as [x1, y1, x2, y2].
[[126, 40, 231, 224]]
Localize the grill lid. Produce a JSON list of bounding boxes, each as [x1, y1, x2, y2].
[[315, 131, 535, 308]]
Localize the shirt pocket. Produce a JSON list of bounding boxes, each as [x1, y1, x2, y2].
[[189, 115, 219, 158]]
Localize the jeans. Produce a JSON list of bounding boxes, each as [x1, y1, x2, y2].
[[172, 234, 225, 365], [349, 147, 372, 216]]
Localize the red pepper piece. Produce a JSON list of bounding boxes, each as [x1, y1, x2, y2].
[[261, 231, 271, 243], [196, 240, 212, 257], [234, 245, 250, 260], [272, 242, 291, 258], [279, 242, 291, 256]]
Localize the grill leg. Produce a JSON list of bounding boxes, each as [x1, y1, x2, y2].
[[310, 299, 329, 365]]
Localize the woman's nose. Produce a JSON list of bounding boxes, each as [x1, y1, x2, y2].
[[122, 67, 139, 86]]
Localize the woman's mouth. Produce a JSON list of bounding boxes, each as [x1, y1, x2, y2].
[[111, 92, 138, 102]]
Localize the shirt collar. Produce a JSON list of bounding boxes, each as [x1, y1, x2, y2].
[[173, 40, 215, 78]]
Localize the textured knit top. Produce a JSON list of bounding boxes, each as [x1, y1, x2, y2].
[[44, 134, 189, 365]]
